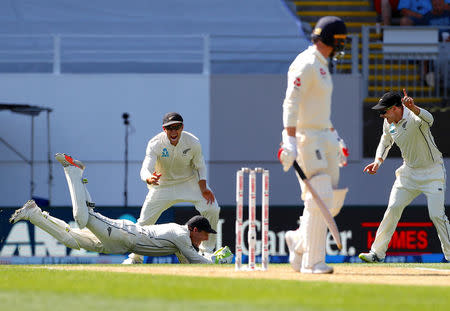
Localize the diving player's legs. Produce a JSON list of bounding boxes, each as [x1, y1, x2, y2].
[[55, 153, 138, 254], [9, 200, 106, 253], [55, 153, 91, 229]]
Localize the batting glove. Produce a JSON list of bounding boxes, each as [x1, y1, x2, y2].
[[278, 130, 297, 172], [330, 129, 349, 167], [211, 246, 234, 264]]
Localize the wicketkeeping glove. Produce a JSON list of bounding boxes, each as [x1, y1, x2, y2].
[[278, 130, 297, 172], [211, 246, 234, 264], [330, 129, 349, 167]]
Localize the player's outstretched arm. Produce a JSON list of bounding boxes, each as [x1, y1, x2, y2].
[[402, 89, 420, 115]]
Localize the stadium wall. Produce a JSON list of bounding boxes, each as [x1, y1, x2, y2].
[[1, 205, 446, 264], [0, 74, 449, 207]]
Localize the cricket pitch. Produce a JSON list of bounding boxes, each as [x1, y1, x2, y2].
[[43, 264, 450, 286]]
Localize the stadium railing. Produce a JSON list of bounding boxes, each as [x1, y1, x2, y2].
[[361, 25, 449, 103], [0, 33, 360, 75]]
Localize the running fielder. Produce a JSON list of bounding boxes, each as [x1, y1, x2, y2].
[[278, 16, 349, 274], [123, 112, 220, 264], [359, 90, 450, 262], [9, 153, 232, 264]]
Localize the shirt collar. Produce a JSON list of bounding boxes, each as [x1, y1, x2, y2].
[[311, 45, 328, 66]]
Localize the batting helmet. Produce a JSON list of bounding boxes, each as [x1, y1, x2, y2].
[[311, 16, 347, 55]]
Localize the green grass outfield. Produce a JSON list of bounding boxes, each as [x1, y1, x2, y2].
[[1, 263, 449, 311]]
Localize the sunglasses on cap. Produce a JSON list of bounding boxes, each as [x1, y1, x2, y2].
[[164, 123, 183, 131], [379, 105, 395, 116]]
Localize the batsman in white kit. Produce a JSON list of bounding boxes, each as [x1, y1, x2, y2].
[[123, 112, 221, 264], [9, 153, 233, 264], [359, 90, 450, 263], [278, 16, 349, 274]]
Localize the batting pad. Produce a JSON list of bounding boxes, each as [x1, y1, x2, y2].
[[304, 174, 333, 207], [63, 166, 89, 229], [286, 229, 302, 272], [331, 188, 348, 217], [300, 207, 328, 270], [293, 217, 304, 254], [300, 174, 333, 269]]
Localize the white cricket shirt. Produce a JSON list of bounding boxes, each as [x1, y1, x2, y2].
[[375, 107, 443, 168], [283, 45, 333, 130], [134, 223, 212, 264], [140, 131, 207, 186]]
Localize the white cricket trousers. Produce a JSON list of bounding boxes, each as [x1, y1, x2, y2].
[[294, 129, 341, 269], [371, 163, 450, 260], [138, 177, 220, 252]]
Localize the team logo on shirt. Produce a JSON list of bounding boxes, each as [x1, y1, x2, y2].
[[320, 68, 326, 76], [162, 148, 169, 157], [402, 121, 407, 129], [293, 77, 301, 87], [183, 148, 191, 155]]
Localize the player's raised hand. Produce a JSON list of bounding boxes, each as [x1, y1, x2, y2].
[[402, 89, 419, 114]]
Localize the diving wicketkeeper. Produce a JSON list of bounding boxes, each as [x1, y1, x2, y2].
[[10, 153, 233, 264]]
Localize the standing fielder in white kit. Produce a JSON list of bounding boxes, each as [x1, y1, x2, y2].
[[278, 16, 349, 274], [359, 90, 450, 262], [9, 153, 233, 264], [123, 112, 220, 264]]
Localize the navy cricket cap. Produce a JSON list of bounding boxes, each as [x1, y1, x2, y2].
[[372, 91, 403, 111], [162, 112, 183, 127], [186, 215, 217, 234], [312, 16, 347, 48]]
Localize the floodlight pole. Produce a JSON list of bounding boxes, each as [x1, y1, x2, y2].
[[122, 113, 130, 208], [47, 110, 53, 205], [30, 115, 35, 199]]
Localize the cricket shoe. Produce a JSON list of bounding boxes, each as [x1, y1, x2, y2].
[[301, 262, 334, 274], [359, 251, 384, 263], [55, 153, 85, 170], [9, 200, 40, 224], [285, 230, 301, 272]]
